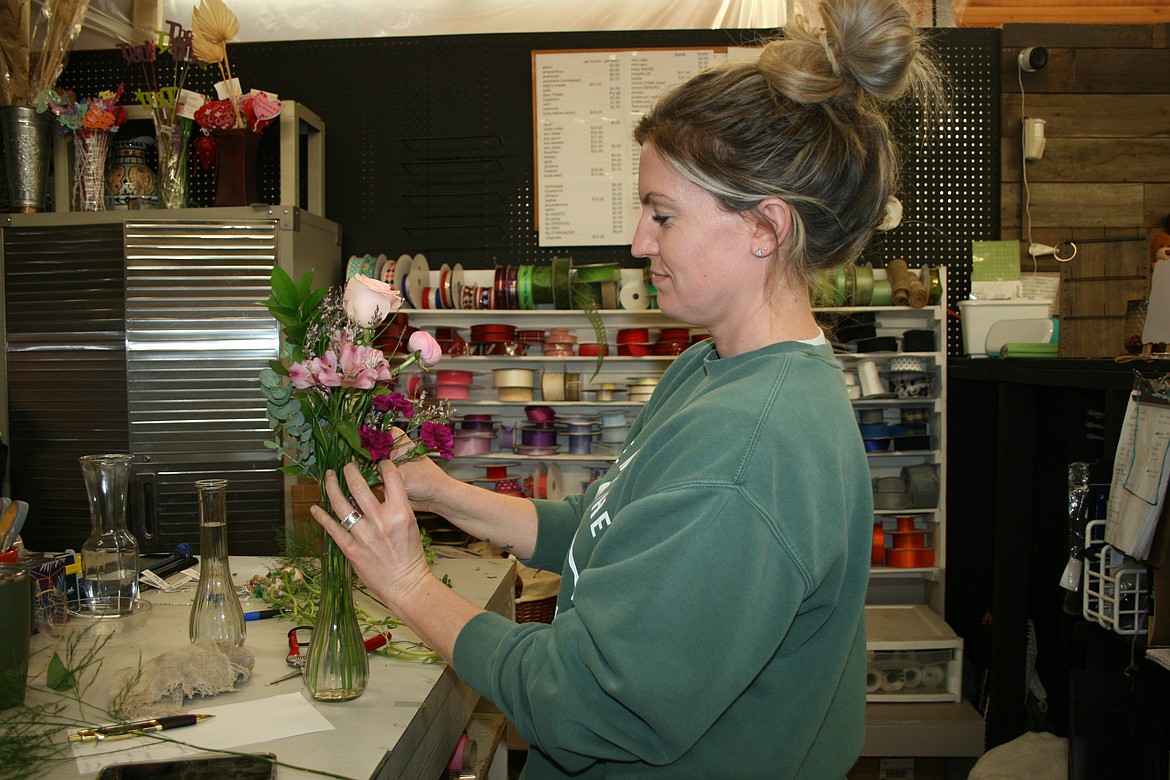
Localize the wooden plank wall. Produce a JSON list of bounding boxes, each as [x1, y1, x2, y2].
[[1001, 23, 1169, 355]]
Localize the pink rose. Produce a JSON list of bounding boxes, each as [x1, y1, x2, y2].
[[408, 330, 442, 367], [344, 274, 403, 329]]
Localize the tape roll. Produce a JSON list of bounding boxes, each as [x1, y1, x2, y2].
[[880, 667, 905, 692], [866, 669, 881, 694], [919, 665, 945, 689], [620, 280, 651, 310], [902, 665, 922, 688]]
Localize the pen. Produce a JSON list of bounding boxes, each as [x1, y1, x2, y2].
[[69, 713, 215, 742], [243, 608, 281, 621]]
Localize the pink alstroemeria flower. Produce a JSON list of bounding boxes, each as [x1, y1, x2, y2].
[[289, 351, 340, 389], [338, 341, 391, 389]]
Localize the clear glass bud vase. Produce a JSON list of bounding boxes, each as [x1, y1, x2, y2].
[[305, 535, 368, 701], [189, 479, 246, 646], [79, 454, 139, 614]]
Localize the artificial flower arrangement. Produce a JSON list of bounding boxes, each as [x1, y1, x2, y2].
[[37, 84, 128, 136], [117, 20, 203, 207], [259, 268, 451, 699], [188, 0, 282, 158], [36, 85, 128, 210]]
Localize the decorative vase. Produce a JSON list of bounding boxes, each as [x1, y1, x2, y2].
[[72, 129, 111, 211], [78, 453, 139, 614], [154, 118, 192, 209], [211, 127, 261, 207], [189, 479, 246, 646], [1, 106, 53, 213], [305, 534, 368, 702], [105, 136, 158, 210]]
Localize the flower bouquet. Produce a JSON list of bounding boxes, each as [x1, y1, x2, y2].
[[260, 269, 450, 701], [37, 85, 127, 211]]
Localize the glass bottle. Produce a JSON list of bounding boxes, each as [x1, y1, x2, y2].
[[305, 535, 368, 701], [79, 454, 139, 613], [189, 479, 246, 646]]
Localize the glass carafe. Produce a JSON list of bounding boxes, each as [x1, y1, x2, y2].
[[189, 479, 246, 646], [79, 454, 139, 613]]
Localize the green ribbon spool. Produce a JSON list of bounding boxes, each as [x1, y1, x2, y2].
[[551, 256, 572, 309], [529, 264, 555, 305], [517, 264, 534, 310], [870, 279, 893, 306]]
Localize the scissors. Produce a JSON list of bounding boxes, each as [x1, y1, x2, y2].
[[268, 626, 392, 685]]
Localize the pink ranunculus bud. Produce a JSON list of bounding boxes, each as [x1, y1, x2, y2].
[[344, 274, 403, 329], [408, 330, 442, 367]]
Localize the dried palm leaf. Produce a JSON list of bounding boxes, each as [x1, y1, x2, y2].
[[191, 0, 237, 65]]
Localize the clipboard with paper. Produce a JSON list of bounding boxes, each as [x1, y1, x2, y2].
[[1104, 375, 1170, 560]]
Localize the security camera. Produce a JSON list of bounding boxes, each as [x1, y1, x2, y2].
[[1018, 47, 1048, 72]]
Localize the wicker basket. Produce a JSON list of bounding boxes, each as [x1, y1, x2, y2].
[[516, 596, 557, 624]]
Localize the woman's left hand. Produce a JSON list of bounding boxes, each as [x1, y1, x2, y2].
[[311, 460, 433, 612]]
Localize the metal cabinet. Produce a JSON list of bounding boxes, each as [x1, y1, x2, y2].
[[0, 207, 340, 554]]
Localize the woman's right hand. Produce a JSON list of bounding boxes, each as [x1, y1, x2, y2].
[[390, 427, 457, 511]]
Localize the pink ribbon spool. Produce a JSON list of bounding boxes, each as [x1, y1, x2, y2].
[[446, 734, 477, 771]]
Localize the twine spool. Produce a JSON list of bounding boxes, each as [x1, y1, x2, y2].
[[885, 258, 914, 306]]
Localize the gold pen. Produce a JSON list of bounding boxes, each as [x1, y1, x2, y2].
[[69, 713, 215, 742]]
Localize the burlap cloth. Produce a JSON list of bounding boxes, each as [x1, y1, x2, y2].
[[109, 637, 254, 719]]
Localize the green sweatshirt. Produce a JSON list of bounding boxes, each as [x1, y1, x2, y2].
[[453, 339, 873, 778]]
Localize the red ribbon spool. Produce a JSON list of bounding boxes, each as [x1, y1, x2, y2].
[[885, 548, 934, 568], [871, 522, 885, 565]]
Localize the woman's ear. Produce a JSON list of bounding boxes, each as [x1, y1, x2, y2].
[[753, 198, 793, 252]]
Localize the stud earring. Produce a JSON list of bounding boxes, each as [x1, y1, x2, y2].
[[754, 248, 767, 257]]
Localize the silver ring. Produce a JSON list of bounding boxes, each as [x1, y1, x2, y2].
[[338, 510, 363, 531]]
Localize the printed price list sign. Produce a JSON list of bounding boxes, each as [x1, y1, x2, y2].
[[533, 48, 725, 247]]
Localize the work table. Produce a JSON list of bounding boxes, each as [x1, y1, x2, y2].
[[25, 556, 516, 779]]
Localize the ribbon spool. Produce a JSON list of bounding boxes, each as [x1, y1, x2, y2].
[[856, 359, 887, 398], [871, 521, 885, 565], [551, 256, 573, 308], [620, 279, 650, 310], [573, 262, 622, 309], [529, 461, 565, 500], [446, 734, 478, 772], [474, 463, 519, 481], [405, 254, 430, 310]]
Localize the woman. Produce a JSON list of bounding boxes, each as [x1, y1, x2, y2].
[[313, 0, 944, 775]]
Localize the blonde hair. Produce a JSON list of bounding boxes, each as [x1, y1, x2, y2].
[[633, 0, 946, 289]]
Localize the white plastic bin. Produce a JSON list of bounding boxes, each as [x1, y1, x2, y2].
[[957, 299, 1052, 357]]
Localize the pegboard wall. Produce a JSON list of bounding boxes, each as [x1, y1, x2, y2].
[[57, 26, 999, 356]]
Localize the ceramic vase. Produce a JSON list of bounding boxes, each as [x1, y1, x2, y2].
[[105, 136, 158, 210], [304, 533, 368, 702]]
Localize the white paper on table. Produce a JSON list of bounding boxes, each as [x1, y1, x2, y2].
[[71, 692, 335, 775]]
